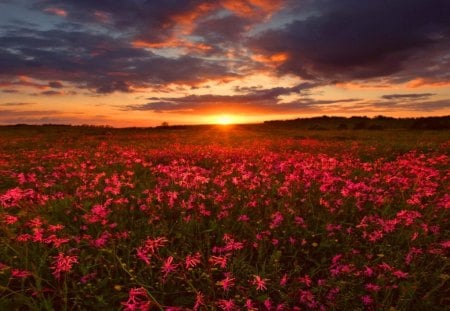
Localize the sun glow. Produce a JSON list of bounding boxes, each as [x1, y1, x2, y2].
[[215, 114, 235, 125]]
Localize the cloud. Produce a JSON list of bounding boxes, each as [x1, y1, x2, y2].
[[32, 1, 217, 44], [43, 7, 67, 17], [40, 90, 64, 96], [0, 27, 235, 94], [250, 0, 450, 82], [0, 102, 36, 107], [0, 109, 59, 117], [371, 99, 450, 112], [123, 82, 362, 114], [48, 81, 63, 88], [1, 0, 448, 120], [0, 109, 113, 125], [381, 93, 435, 100], [193, 14, 252, 44]]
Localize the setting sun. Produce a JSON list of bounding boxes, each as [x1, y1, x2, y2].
[[215, 115, 235, 125]]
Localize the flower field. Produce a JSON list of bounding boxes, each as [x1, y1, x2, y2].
[[0, 126, 449, 310]]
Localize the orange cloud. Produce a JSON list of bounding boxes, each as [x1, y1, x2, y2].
[[133, 39, 212, 53], [248, 0, 285, 14], [221, 0, 284, 17], [406, 78, 450, 88], [334, 81, 395, 90], [0, 76, 49, 90], [44, 7, 68, 17], [171, 2, 216, 34], [251, 52, 289, 65]]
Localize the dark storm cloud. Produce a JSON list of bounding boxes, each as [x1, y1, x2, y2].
[[32, 0, 215, 43], [381, 93, 435, 100], [0, 26, 234, 93], [251, 0, 450, 82], [193, 14, 252, 43]]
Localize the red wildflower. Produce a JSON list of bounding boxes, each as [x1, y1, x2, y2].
[[11, 269, 32, 278], [217, 299, 237, 311], [217, 273, 235, 292], [51, 252, 78, 279], [185, 252, 201, 269], [251, 275, 268, 291], [121, 287, 151, 311], [161, 256, 178, 278]]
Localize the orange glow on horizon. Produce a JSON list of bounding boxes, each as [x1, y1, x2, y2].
[[215, 115, 235, 125]]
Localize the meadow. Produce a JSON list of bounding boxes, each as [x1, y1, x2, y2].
[[0, 124, 449, 310]]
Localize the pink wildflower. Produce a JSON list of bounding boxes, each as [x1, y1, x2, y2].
[[441, 240, 450, 248], [3, 215, 18, 225], [193, 292, 205, 311], [252, 275, 268, 291], [264, 298, 272, 310], [144, 236, 168, 254], [209, 255, 229, 268], [161, 256, 178, 278], [245, 299, 256, 310], [121, 287, 151, 311], [361, 295, 373, 306], [392, 270, 408, 279], [185, 252, 201, 269], [270, 211, 284, 228], [217, 273, 235, 292], [11, 269, 32, 278], [298, 274, 312, 287], [280, 274, 288, 286], [51, 252, 78, 279], [217, 299, 237, 311], [238, 214, 250, 222], [136, 246, 151, 265], [365, 283, 381, 292]]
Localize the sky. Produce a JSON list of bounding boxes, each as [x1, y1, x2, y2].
[[0, 0, 449, 127]]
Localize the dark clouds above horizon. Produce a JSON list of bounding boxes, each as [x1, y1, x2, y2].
[[0, 0, 449, 123]]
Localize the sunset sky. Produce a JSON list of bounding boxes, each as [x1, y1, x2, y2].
[[0, 0, 449, 127]]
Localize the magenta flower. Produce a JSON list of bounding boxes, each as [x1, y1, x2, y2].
[[217, 299, 237, 311], [252, 275, 268, 291], [51, 252, 78, 280], [11, 269, 32, 278], [161, 256, 178, 278], [217, 273, 235, 292], [185, 252, 201, 269], [121, 287, 151, 311]]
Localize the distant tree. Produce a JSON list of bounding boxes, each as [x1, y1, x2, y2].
[[161, 121, 169, 127], [353, 121, 367, 130], [337, 123, 348, 130], [368, 124, 383, 130]]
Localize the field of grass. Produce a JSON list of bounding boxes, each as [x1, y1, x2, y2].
[[0, 125, 449, 310]]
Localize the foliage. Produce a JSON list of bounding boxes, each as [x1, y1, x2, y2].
[[0, 126, 449, 310]]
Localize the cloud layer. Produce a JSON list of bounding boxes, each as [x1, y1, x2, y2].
[[0, 0, 449, 121]]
